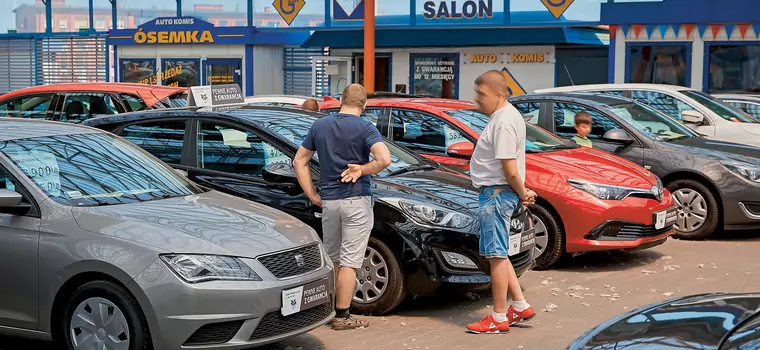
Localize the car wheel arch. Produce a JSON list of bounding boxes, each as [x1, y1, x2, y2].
[[660, 170, 725, 227]]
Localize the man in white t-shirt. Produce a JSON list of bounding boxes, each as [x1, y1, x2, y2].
[[466, 70, 538, 334]]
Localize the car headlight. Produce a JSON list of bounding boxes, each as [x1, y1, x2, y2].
[[568, 179, 645, 201], [382, 198, 474, 229], [160, 254, 262, 283], [722, 160, 760, 183]]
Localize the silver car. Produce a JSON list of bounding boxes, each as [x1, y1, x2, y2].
[[0, 119, 334, 349]]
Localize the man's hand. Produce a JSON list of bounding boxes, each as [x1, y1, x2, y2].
[[310, 194, 323, 208], [341, 164, 363, 183], [520, 189, 537, 206]]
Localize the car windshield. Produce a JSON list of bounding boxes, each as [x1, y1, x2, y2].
[[723, 310, 760, 348], [159, 92, 188, 108], [679, 90, 757, 123], [445, 109, 572, 152], [258, 114, 423, 176], [0, 132, 201, 206], [605, 101, 700, 141]]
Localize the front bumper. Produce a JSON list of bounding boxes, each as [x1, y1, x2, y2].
[[131, 255, 334, 350], [720, 176, 760, 229]]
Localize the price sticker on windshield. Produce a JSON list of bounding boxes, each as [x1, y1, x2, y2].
[[7, 151, 62, 195]]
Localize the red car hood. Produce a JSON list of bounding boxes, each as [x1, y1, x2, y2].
[[528, 147, 657, 189]]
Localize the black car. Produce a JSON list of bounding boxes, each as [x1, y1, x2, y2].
[[568, 293, 760, 349], [83, 105, 537, 315], [508, 93, 760, 241]]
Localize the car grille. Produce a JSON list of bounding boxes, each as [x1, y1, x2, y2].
[[258, 243, 322, 279], [249, 301, 333, 341], [615, 223, 673, 239], [183, 320, 243, 346], [510, 249, 533, 268], [743, 202, 760, 216]]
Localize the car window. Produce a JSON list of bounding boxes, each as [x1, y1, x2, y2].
[[553, 103, 623, 140], [119, 93, 148, 112], [605, 101, 698, 140], [722, 312, 760, 349], [119, 121, 187, 164], [158, 92, 188, 108], [197, 121, 289, 177], [390, 109, 464, 154], [1, 133, 200, 207], [512, 102, 541, 124], [60, 93, 118, 123], [0, 94, 54, 119], [725, 101, 760, 121], [629, 90, 697, 121], [595, 90, 624, 97], [680, 90, 757, 123]]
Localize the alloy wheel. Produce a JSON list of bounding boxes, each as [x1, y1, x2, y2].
[[70, 297, 130, 350], [532, 214, 549, 258], [354, 247, 388, 304], [673, 188, 708, 232]]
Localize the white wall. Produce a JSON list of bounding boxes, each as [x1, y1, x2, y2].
[[253, 46, 284, 95], [332, 46, 556, 101], [612, 25, 760, 90]]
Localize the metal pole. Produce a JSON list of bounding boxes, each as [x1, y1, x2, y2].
[[363, 0, 375, 93], [176, 0, 182, 17], [89, 0, 94, 31], [247, 0, 253, 26], [110, 0, 117, 30], [43, 0, 52, 33]]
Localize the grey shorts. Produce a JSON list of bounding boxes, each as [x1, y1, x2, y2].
[[321, 196, 374, 269]]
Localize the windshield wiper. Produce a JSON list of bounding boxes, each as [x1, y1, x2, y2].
[[387, 164, 438, 177], [542, 144, 581, 151]]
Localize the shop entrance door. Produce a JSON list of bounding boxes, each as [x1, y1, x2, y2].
[[354, 53, 391, 92], [203, 59, 242, 87]]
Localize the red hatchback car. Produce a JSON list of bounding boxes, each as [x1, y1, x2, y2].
[[320, 98, 678, 269], [0, 83, 187, 122]]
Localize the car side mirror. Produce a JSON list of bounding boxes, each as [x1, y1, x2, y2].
[[263, 163, 299, 184], [447, 141, 475, 159], [0, 189, 30, 215], [681, 110, 705, 125], [602, 129, 635, 145]]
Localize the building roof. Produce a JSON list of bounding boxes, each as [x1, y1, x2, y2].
[[600, 0, 760, 24]]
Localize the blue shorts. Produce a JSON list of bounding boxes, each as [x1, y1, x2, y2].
[[478, 185, 519, 258]]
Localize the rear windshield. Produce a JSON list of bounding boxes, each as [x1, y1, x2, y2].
[[155, 92, 188, 109]]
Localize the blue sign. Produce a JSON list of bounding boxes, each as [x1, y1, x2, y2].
[[108, 17, 256, 46], [334, 0, 365, 20], [422, 0, 494, 20]]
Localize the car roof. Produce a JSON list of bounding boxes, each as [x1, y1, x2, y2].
[[510, 92, 636, 106], [320, 97, 478, 112], [536, 84, 696, 94], [713, 93, 760, 100], [0, 83, 187, 101], [0, 118, 99, 141]]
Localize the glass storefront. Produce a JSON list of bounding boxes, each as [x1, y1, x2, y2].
[[203, 59, 242, 86], [708, 44, 760, 93], [120, 59, 156, 84], [627, 44, 689, 86], [410, 54, 459, 99], [162, 59, 200, 87]]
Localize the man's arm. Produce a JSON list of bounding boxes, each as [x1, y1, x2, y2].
[[500, 158, 528, 199], [293, 146, 320, 205], [361, 142, 392, 175], [493, 124, 534, 203]]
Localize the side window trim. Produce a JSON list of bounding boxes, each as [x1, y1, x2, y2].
[[114, 117, 193, 166], [389, 107, 474, 150]]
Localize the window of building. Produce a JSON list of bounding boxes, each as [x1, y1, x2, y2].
[[96, 18, 106, 29], [74, 18, 87, 30], [627, 45, 689, 86], [390, 109, 464, 155], [708, 45, 760, 93], [60, 93, 118, 123], [59, 19, 67, 29], [410, 54, 459, 99], [0, 94, 54, 119], [552, 103, 623, 140], [117, 18, 125, 29], [119, 121, 187, 164], [120, 59, 156, 84], [162, 59, 200, 87], [197, 122, 287, 177]]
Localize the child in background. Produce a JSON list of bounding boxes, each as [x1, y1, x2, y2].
[[570, 111, 593, 148]]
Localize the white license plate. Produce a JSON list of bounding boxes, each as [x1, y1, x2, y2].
[[654, 210, 667, 229], [281, 279, 330, 316], [508, 232, 522, 256]]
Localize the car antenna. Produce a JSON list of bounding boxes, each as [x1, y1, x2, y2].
[[564, 64, 575, 85]]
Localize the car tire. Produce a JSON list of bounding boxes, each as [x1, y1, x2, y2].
[[351, 237, 406, 315], [531, 203, 566, 270], [666, 179, 719, 241], [59, 280, 152, 350]]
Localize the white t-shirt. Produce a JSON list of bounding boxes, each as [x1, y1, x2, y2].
[[469, 103, 526, 188]]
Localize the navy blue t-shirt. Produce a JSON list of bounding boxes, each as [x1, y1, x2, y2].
[[301, 113, 383, 200]]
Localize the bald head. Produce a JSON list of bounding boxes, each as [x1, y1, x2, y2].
[[302, 98, 320, 112], [475, 70, 508, 96], [340, 84, 367, 110]]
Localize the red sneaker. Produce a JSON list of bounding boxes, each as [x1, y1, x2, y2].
[[466, 315, 510, 334], [507, 305, 536, 325]]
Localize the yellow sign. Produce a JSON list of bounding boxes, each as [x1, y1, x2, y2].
[[540, 0, 574, 20], [133, 28, 214, 44], [501, 67, 526, 97], [273, 0, 305, 26], [470, 54, 498, 64], [511, 53, 545, 63], [137, 65, 184, 85]]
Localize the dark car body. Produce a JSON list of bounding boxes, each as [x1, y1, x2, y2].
[[508, 93, 760, 240], [568, 293, 760, 349], [82, 105, 537, 315]]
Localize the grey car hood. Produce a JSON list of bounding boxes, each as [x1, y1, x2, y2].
[[71, 190, 318, 258]]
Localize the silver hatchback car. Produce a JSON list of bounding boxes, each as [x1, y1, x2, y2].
[[0, 119, 334, 349]]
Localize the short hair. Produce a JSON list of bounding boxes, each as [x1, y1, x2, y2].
[[302, 98, 320, 112], [474, 70, 508, 95], [340, 84, 367, 109], [574, 111, 592, 125]]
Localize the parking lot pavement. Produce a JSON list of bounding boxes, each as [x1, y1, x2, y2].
[[3, 231, 759, 350]]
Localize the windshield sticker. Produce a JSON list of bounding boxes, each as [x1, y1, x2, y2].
[[263, 134, 293, 166], [8, 151, 61, 195], [444, 125, 468, 147], [217, 127, 251, 148]]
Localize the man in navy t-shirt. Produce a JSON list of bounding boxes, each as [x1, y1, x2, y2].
[[293, 84, 391, 330]]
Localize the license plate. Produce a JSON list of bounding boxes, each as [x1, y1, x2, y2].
[[281, 279, 330, 316], [654, 210, 667, 229], [508, 233, 522, 256]]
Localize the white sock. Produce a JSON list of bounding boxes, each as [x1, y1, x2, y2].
[[492, 310, 507, 323], [512, 300, 530, 312]]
